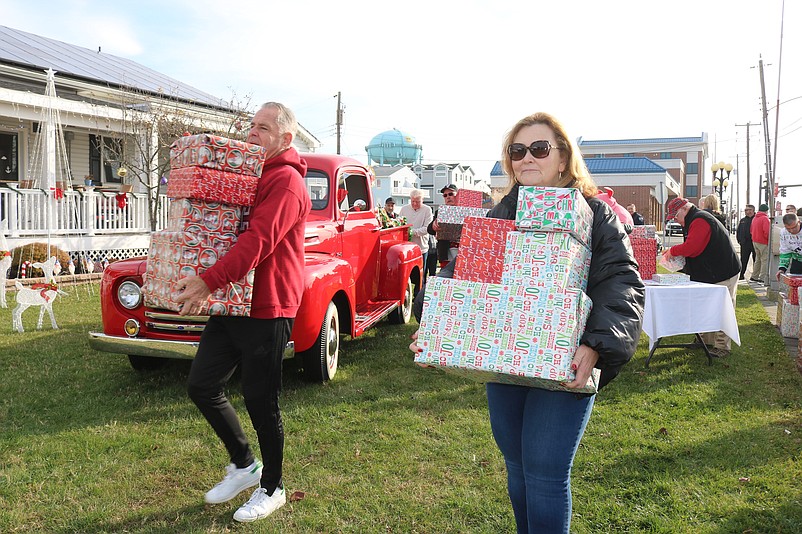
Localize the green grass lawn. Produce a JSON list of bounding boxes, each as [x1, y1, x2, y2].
[[1, 283, 801, 533]]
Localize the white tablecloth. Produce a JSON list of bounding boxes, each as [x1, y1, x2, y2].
[[642, 281, 741, 350]]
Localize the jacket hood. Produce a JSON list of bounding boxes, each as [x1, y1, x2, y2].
[[265, 147, 307, 177], [754, 211, 768, 219]]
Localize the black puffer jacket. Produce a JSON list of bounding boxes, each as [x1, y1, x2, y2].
[[414, 184, 645, 391]]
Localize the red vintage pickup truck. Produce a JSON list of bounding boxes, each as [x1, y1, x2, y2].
[[88, 153, 423, 381]]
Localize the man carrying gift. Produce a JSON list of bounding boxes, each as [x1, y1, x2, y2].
[[776, 212, 802, 280], [662, 197, 740, 357], [174, 102, 311, 523], [427, 183, 460, 268]]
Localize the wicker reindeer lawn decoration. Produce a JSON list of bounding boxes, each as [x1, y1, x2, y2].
[[12, 256, 67, 333]]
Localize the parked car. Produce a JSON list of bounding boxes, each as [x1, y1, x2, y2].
[[665, 221, 683, 236], [89, 153, 423, 382]]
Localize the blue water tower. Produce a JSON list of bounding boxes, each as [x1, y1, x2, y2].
[[365, 129, 422, 165]]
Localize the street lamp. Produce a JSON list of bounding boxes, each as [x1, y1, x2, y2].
[[711, 161, 733, 206]]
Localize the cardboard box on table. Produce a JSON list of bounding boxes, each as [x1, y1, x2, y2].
[[777, 292, 800, 338], [415, 277, 598, 393], [515, 186, 593, 249], [454, 217, 517, 283], [170, 134, 267, 177], [651, 273, 691, 285], [435, 205, 490, 242], [779, 273, 802, 305], [630, 237, 657, 281]]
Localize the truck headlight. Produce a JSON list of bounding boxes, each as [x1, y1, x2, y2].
[[118, 280, 142, 309]]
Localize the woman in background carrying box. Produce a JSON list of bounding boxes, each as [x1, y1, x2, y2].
[[411, 112, 644, 533]]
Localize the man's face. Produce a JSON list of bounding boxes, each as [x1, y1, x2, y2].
[[385, 202, 394, 212], [675, 205, 690, 226], [787, 206, 797, 214], [627, 205, 636, 214], [442, 188, 457, 206], [785, 221, 801, 235], [745, 207, 755, 217], [247, 106, 290, 159], [410, 196, 422, 209]]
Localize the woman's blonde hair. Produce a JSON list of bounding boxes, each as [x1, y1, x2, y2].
[[702, 193, 721, 212], [501, 112, 597, 198]]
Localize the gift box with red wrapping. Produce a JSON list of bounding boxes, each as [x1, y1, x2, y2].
[[170, 134, 266, 177], [501, 231, 591, 292], [456, 189, 483, 208], [143, 229, 253, 316], [630, 237, 657, 281], [454, 217, 517, 283], [168, 167, 259, 206], [435, 205, 489, 242], [515, 186, 593, 249], [166, 199, 244, 234], [780, 273, 802, 305], [415, 277, 598, 393], [630, 225, 657, 240]]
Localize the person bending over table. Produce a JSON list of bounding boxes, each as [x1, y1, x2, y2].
[[661, 197, 741, 357], [776, 212, 802, 280]]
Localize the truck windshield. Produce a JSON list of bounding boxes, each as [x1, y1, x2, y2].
[[306, 170, 329, 210]]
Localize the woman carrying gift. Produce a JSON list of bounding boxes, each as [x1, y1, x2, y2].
[[411, 112, 644, 533]]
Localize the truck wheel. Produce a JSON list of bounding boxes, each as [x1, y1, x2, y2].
[[127, 355, 167, 371], [302, 301, 339, 382], [389, 278, 413, 324]]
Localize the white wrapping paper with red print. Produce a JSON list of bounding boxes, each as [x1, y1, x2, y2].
[[167, 167, 258, 206], [436, 205, 490, 242], [166, 199, 243, 234], [630, 237, 657, 281], [630, 225, 657, 239], [501, 231, 590, 292], [170, 134, 266, 177], [515, 186, 593, 249], [777, 293, 799, 338], [143, 229, 253, 316], [456, 189, 483, 208], [454, 217, 517, 283], [415, 277, 598, 394]]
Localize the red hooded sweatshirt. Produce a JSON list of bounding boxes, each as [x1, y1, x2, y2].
[[750, 210, 770, 245], [200, 147, 310, 319]]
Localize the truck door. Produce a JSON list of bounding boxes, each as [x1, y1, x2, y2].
[[338, 170, 381, 304]]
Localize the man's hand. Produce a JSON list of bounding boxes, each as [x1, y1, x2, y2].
[[662, 248, 673, 261], [432, 220, 440, 231], [565, 344, 600, 389], [173, 275, 212, 316], [777, 270, 785, 282]]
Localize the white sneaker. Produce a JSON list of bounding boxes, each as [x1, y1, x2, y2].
[[204, 460, 262, 504], [233, 486, 286, 523]]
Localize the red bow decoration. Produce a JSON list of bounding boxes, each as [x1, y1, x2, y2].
[[116, 193, 128, 209], [32, 282, 58, 302], [52, 187, 64, 200]]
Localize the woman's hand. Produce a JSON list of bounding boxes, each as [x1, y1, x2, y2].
[[410, 330, 433, 368], [565, 344, 599, 389]]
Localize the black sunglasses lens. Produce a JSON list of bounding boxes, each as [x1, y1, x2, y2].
[[508, 143, 527, 161], [530, 141, 551, 158]]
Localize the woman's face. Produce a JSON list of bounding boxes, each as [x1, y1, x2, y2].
[[510, 124, 566, 187]]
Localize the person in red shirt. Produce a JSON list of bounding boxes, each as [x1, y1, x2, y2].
[[750, 204, 771, 283], [662, 197, 740, 356], [175, 102, 311, 523]]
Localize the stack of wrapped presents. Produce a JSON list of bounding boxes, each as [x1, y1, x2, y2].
[[435, 189, 489, 242], [629, 225, 658, 281], [777, 273, 802, 338], [416, 186, 600, 393], [142, 134, 266, 316]]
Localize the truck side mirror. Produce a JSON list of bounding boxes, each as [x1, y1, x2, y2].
[[337, 188, 348, 205]]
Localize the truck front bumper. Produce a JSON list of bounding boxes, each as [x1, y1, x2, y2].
[[88, 332, 295, 360]]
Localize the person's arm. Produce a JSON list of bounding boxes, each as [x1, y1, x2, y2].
[[427, 209, 438, 235], [669, 219, 711, 258]]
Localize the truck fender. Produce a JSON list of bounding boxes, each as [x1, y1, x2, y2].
[[378, 242, 422, 301]]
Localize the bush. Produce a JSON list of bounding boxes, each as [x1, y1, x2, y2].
[[9, 242, 71, 278]]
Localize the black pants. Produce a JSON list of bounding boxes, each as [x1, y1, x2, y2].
[[188, 315, 293, 493], [739, 244, 754, 278]]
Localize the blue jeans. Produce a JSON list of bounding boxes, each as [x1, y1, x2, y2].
[[486, 383, 595, 534]]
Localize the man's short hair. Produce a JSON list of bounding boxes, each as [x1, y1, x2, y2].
[[782, 213, 798, 226], [409, 189, 423, 199], [745, 204, 755, 210], [262, 102, 297, 137]]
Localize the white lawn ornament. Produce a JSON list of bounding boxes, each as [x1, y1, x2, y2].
[[67, 259, 76, 275], [12, 256, 67, 333], [0, 227, 11, 308]]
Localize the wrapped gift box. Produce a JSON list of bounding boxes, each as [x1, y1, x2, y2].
[[778, 293, 800, 338], [515, 186, 593, 249], [779, 273, 802, 305], [457, 189, 483, 208], [630, 237, 657, 280], [454, 217, 517, 283], [143, 229, 253, 316], [501, 231, 591, 292], [168, 167, 259, 206], [170, 134, 266, 176], [436, 205, 490, 242], [630, 225, 657, 239], [166, 199, 244, 234], [651, 273, 691, 285], [415, 277, 598, 394]]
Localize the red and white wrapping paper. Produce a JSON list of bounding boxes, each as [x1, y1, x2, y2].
[[436, 205, 490, 242], [415, 277, 598, 394], [778, 293, 800, 338], [454, 217, 517, 283], [780, 273, 802, 305], [168, 167, 258, 206], [456, 189, 483, 208], [515, 186, 593, 249], [630, 225, 657, 239], [170, 134, 266, 177], [630, 237, 657, 281], [501, 231, 590, 292], [651, 273, 691, 285], [166, 199, 243, 234], [143, 230, 253, 316]]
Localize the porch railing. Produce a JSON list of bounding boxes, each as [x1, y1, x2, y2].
[[0, 187, 170, 238]]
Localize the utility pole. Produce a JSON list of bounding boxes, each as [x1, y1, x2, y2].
[[759, 57, 774, 214], [335, 91, 344, 155], [735, 122, 760, 206]]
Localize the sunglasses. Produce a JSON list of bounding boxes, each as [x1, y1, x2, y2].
[[507, 141, 560, 161], [442, 192, 456, 198]]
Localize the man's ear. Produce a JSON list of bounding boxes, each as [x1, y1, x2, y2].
[[281, 132, 293, 150]]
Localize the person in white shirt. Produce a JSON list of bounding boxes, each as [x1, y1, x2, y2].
[[399, 189, 433, 257]]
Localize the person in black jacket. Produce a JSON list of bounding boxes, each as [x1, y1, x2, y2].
[[736, 205, 755, 280], [627, 203, 645, 225], [411, 112, 644, 533]]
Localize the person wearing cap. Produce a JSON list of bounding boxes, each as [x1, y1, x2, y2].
[[427, 184, 460, 268], [662, 197, 741, 357], [384, 197, 398, 219], [750, 204, 771, 283]]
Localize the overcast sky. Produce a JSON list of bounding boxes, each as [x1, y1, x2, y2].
[[2, 0, 800, 211]]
